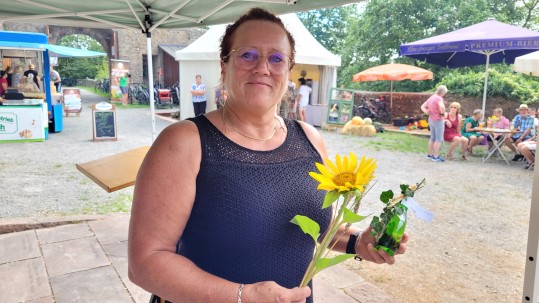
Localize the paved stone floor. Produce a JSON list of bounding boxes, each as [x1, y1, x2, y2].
[[0, 214, 398, 303]]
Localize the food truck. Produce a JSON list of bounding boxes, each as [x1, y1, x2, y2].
[[0, 30, 62, 142], [0, 31, 104, 142]]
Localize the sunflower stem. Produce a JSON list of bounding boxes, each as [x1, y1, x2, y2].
[[301, 193, 351, 287]]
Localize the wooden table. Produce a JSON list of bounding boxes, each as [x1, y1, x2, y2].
[[76, 146, 150, 192], [481, 128, 518, 165]]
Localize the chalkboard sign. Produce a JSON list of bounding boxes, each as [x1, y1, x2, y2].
[[93, 110, 117, 141]]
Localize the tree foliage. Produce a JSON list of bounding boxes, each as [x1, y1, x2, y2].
[[56, 34, 108, 81], [296, 6, 358, 53], [298, 0, 539, 99]]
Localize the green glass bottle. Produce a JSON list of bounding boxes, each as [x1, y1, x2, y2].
[[375, 203, 408, 256]]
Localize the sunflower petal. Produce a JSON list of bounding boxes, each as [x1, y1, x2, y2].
[[315, 162, 336, 179], [349, 152, 358, 172], [324, 158, 339, 175]]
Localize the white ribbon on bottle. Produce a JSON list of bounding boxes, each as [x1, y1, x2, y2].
[[402, 197, 434, 222]]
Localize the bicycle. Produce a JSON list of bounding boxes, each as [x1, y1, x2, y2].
[[127, 83, 149, 104], [170, 81, 180, 106], [94, 79, 110, 93], [353, 96, 392, 124]]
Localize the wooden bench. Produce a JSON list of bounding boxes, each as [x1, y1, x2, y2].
[[62, 88, 83, 117]]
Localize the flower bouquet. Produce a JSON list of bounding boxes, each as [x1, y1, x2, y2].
[[290, 152, 427, 287]]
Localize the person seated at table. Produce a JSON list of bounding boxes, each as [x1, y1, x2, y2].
[[0, 71, 7, 97], [530, 107, 539, 134], [461, 109, 484, 155], [443, 102, 469, 160], [505, 104, 535, 161], [517, 136, 536, 169], [487, 108, 510, 150]]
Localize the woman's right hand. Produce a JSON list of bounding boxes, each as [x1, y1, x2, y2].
[[242, 281, 311, 303]]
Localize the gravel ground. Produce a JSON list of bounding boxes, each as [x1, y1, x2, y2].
[[0, 89, 534, 302]]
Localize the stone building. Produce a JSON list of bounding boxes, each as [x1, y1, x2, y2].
[[0, 22, 206, 86]]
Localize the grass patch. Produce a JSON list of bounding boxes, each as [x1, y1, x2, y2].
[[79, 193, 133, 214], [78, 86, 149, 109], [363, 132, 429, 154], [78, 86, 110, 99]]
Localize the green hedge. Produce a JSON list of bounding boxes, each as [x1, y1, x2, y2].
[[439, 68, 539, 104]]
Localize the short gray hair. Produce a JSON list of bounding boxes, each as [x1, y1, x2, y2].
[[435, 85, 448, 95], [473, 109, 482, 116]]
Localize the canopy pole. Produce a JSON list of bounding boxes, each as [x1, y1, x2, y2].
[[146, 32, 156, 142], [523, 147, 539, 302], [481, 52, 490, 116]]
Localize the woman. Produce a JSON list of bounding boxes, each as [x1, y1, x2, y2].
[[486, 108, 510, 151], [296, 78, 311, 122], [128, 8, 406, 303], [461, 109, 485, 155], [420, 85, 447, 162], [443, 102, 469, 160], [4, 66, 13, 87]]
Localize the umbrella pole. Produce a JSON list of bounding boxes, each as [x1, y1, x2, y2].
[[481, 52, 491, 116], [390, 81, 393, 110]]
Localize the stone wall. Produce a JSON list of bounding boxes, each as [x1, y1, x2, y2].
[[1, 22, 47, 33], [1, 22, 206, 85], [357, 90, 539, 120], [116, 27, 206, 84]]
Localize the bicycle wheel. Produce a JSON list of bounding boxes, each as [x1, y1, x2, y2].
[[379, 109, 392, 124], [136, 91, 147, 104], [358, 107, 370, 119], [128, 87, 135, 104]]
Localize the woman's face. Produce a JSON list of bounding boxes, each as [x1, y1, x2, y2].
[[449, 105, 458, 113], [222, 20, 291, 112]]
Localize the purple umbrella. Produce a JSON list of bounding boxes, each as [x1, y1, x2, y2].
[[400, 18, 539, 114]]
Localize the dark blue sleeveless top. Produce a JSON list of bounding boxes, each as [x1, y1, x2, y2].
[[177, 115, 331, 301]]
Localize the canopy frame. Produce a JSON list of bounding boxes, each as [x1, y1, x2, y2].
[[2, 0, 358, 142]]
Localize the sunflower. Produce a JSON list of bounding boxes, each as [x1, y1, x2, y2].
[[309, 152, 376, 193]]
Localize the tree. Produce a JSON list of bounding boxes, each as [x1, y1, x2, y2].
[[520, 0, 539, 30], [56, 34, 108, 82], [296, 6, 358, 53], [334, 0, 529, 91]]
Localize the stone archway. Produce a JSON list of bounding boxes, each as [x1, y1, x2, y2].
[[47, 26, 115, 59]]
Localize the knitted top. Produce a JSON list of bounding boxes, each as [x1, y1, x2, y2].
[[178, 115, 331, 302]]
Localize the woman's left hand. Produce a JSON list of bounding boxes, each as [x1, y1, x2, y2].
[[354, 226, 408, 265]]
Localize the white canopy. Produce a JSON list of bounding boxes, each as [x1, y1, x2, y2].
[[176, 13, 341, 66], [176, 13, 340, 119], [514, 50, 539, 76]]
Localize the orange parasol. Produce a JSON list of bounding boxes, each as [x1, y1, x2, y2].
[[352, 63, 433, 108]]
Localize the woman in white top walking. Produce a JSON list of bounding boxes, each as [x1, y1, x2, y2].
[[296, 78, 311, 122]]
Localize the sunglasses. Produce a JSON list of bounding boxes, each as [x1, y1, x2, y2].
[[224, 47, 292, 75]]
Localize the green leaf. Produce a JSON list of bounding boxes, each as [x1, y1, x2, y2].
[[400, 184, 409, 194], [342, 208, 368, 224], [322, 190, 340, 209], [314, 254, 356, 273], [290, 215, 320, 243], [380, 190, 394, 203]]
